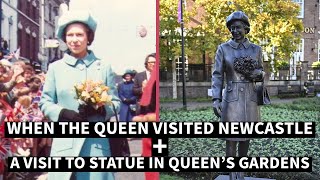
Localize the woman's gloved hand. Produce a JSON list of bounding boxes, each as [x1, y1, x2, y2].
[[58, 109, 85, 122], [249, 69, 263, 81], [78, 104, 106, 118], [213, 99, 222, 118], [123, 99, 130, 104]]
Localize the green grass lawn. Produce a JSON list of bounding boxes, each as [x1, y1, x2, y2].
[[160, 97, 320, 180]]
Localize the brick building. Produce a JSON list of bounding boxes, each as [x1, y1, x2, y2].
[[17, 0, 68, 63], [17, 0, 39, 63], [287, 0, 320, 80], [294, 0, 320, 65]]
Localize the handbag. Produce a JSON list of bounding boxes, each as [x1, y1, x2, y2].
[[109, 103, 131, 156], [256, 81, 271, 106], [129, 104, 137, 112]]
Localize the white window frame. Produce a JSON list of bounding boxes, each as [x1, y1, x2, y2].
[[292, 0, 304, 18], [290, 39, 304, 80], [295, 39, 304, 61]]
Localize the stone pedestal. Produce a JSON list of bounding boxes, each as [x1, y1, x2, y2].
[[214, 175, 275, 180]]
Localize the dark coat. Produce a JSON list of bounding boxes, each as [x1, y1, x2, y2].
[[133, 71, 152, 115], [133, 71, 147, 100], [118, 81, 136, 121], [212, 39, 264, 141]]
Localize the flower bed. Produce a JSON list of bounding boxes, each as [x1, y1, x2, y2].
[[160, 97, 320, 180]]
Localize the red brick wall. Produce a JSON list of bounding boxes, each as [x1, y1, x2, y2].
[[301, 0, 320, 65]]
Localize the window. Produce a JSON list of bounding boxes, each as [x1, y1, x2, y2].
[[49, 49, 52, 61], [33, 5, 36, 20], [30, 3, 34, 19], [293, 39, 304, 62], [32, 37, 36, 61], [49, 4, 52, 21], [292, 0, 304, 18], [17, 0, 21, 10], [26, 34, 31, 59], [289, 39, 304, 80]]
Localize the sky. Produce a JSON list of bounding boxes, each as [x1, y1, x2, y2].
[[66, 0, 156, 74]]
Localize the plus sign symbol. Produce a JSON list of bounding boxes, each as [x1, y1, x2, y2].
[[152, 138, 168, 156]]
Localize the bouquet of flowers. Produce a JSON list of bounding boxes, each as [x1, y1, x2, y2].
[[74, 80, 112, 110], [233, 56, 258, 78]]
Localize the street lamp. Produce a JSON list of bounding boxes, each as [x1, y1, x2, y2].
[[299, 60, 302, 96]]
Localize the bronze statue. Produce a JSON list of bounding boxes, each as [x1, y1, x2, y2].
[[212, 11, 264, 180]]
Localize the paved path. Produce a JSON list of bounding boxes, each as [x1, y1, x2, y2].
[[114, 138, 144, 180], [160, 98, 296, 111]]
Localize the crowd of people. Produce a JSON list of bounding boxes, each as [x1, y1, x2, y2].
[[0, 59, 51, 179], [0, 10, 157, 180], [118, 53, 156, 122]]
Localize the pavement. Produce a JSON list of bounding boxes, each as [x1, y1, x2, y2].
[[114, 138, 144, 180], [160, 98, 296, 110]]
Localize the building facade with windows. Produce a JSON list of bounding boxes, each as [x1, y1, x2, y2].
[[1, 0, 18, 55], [290, 0, 320, 80], [17, 0, 40, 63], [0, 0, 68, 65], [293, 0, 320, 64], [41, 0, 69, 70]]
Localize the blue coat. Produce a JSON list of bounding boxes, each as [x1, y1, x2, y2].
[[118, 81, 136, 121], [39, 51, 120, 180]]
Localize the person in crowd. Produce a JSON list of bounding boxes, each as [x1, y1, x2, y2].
[[25, 75, 48, 156], [118, 69, 136, 122], [133, 53, 156, 115], [0, 59, 24, 93], [1, 40, 10, 56], [22, 64, 35, 83], [0, 59, 24, 123], [39, 11, 120, 180], [211, 11, 264, 180], [9, 64, 35, 106], [132, 55, 158, 180]]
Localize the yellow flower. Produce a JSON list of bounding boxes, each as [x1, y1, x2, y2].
[[94, 87, 102, 94], [91, 97, 96, 103], [75, 80, 111, 106], [81, 91, 90, 100], [76, 84, 84, 91]]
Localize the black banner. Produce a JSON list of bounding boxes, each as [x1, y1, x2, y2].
[[8, 156, 312, 172], [5, 122, 316, 138]]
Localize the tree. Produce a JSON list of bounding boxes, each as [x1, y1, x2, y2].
[[160, 0, 303, 69], [160, 0, 195, 68], [195, 0, 304, 64]]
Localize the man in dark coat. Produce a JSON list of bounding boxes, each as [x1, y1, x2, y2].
[[212, 11, 264, 180], [133, 53, 156, 115]]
